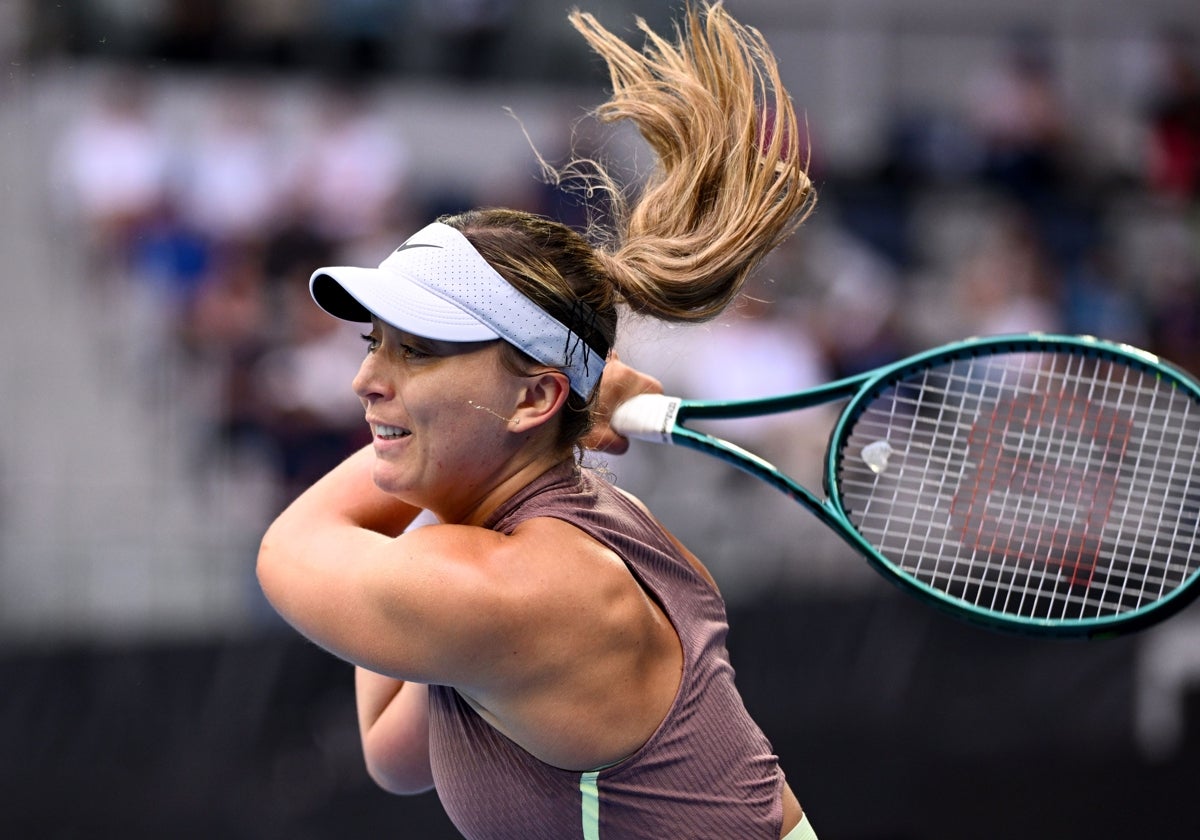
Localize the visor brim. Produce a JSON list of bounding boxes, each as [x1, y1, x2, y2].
[[309, 266, 500, 343]]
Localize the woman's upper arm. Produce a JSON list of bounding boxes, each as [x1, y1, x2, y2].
[[258, 517, 521, 685]]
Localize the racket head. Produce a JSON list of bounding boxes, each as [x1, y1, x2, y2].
[[825, 334, 1200, 638]]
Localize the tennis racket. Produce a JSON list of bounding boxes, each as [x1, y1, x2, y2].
[[612, 333, 1200, 638]]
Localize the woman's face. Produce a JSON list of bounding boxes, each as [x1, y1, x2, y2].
[[352, 319, 529, 522]]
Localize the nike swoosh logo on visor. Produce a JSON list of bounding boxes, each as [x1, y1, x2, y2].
[[394, 243, 444, 252]]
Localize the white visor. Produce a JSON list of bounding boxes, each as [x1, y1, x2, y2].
[[309, 222, 604, 397]]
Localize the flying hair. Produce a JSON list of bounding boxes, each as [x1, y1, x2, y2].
[[566, 1, 816, 322]]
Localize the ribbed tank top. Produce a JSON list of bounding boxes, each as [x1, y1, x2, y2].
[[427, 462, 784, 839]]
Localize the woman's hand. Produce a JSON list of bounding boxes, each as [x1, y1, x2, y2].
[[584, 352, 663, 454]]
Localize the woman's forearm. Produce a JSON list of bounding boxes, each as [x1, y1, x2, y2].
[[356, 666, 408, 735], [356, 668, 434, 794], [257, 445, 422, 649], [271, 444, 421, 538]]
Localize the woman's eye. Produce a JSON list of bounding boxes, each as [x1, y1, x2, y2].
[[359, 333, 431, 360]]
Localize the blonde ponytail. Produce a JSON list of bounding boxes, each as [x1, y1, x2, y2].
[[569, 2, 816, 322]]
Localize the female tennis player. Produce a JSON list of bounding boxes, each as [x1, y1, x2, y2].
[[257, 4, 817, 837]]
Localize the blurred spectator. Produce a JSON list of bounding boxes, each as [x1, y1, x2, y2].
[[51, 73, 170, 275], [1136, 204, 1200, 374], [1148, 274, 1200, 375], [130, 199, 213, 309], [262, 214, 337, 290], [1060, 242, 1148, 347], [292, 84, 410, 242], [952, 208, 1062, 337], [178, 243, 273, 458], [176, 85, 288, 245], [801, 227, 907, 377], [965, 31, 1071, 205], [1145, 34, 1200, 201], [252, 274, 370, 503]]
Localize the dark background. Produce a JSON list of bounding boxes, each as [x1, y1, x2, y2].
[[6, 594, 1199, 839]]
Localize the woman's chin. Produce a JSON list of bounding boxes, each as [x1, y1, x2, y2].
[[370, 463, 414, 499]]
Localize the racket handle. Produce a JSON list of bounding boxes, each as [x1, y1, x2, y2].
[[611, 394, 682, 444]]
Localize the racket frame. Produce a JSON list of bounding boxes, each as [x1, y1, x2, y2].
[[615, 333, 1200, 638]]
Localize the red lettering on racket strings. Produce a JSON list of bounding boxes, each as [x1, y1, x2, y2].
[[950, 391, 1133, 588]]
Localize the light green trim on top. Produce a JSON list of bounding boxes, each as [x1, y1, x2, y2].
[[783, 814, 819, 840], [580, 771, 601, 840]]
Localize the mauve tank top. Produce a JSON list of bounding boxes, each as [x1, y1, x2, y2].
[[427, 461, 785, 839]]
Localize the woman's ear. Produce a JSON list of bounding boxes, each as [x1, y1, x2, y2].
[[511, 370, 571, 431]]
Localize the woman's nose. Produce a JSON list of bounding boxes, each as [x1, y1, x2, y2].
[[352, 355, 388, 404]]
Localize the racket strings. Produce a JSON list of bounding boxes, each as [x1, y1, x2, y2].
[[838, 350, 1200, 623]]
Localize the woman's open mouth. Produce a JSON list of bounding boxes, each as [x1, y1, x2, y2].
[[372, 423, 411, 441]]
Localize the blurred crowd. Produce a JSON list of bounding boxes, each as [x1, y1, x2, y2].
[[39, 13, 1200, 517], [44, 66, 600, 512]]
